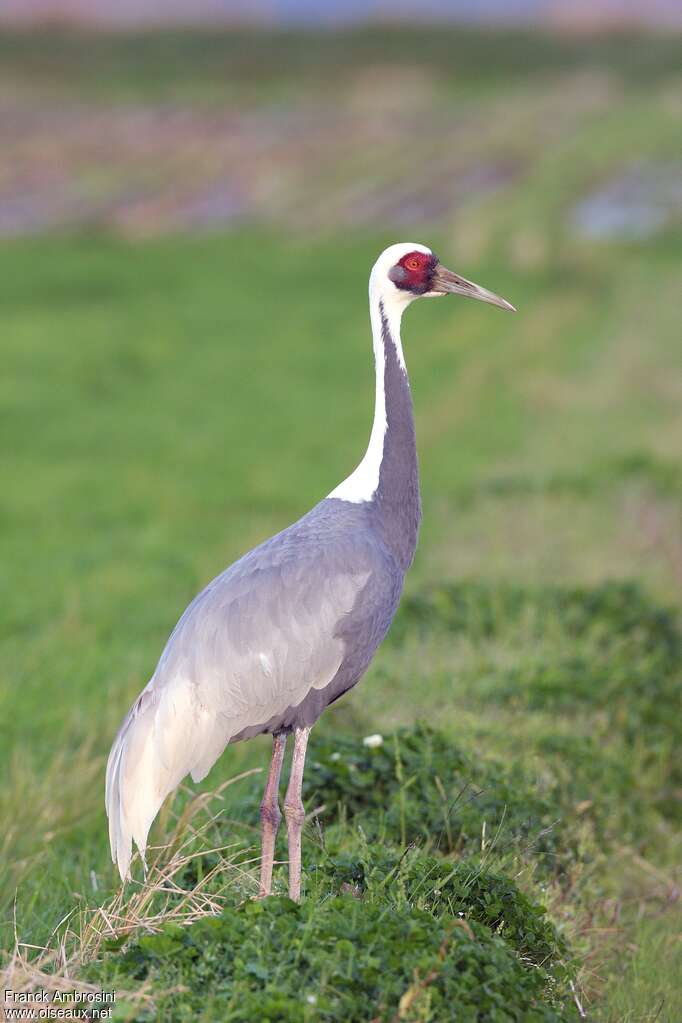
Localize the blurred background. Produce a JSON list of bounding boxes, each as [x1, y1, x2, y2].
[[1, 3, 681, 1020]]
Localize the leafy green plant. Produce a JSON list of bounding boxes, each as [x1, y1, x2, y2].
[[100, 893, 578, 1023]]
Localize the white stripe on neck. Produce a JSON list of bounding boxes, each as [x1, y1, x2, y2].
[[328, 285, 409, 504]]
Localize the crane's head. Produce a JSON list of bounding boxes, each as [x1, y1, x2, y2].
[[371, 242, 515, 313]]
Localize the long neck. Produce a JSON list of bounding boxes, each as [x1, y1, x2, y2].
[[328, 293, 421, 571]]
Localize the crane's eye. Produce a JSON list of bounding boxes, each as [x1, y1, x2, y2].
[[405, 257, 422, 271]]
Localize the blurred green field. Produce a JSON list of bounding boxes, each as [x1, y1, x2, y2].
[[1, 27, 681, 1023]]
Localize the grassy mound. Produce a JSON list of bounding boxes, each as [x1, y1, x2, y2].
[[84, 724, 579, 1021], [97, 860, 577, 1023]]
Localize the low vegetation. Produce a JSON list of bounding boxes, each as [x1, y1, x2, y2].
[[7, 572, 680, 1020]]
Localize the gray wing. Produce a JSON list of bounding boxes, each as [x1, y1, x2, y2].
[[105, 504, 396, 879]]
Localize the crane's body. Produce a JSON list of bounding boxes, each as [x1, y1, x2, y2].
[[106, 243, 513, 898]]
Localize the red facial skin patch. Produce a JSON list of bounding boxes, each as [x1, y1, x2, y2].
[[389, 250, 439, 295]]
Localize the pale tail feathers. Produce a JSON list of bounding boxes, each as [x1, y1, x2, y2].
[[103, 655, 345, 881], [104, 678, 230, 881]]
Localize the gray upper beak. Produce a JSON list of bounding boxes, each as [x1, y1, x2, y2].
[[432, 265, 516, 312]]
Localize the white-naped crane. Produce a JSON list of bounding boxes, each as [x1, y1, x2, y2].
[[105, 243, 514, 901]]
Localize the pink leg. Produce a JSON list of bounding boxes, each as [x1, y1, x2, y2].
[[258, 732, 287, 897], [283, 726, 310, 902]]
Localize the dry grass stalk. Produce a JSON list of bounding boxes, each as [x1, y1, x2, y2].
[[1, 769, 263, 1021]]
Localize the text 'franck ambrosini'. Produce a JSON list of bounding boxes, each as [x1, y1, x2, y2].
[[4, 988, 116, 1020]]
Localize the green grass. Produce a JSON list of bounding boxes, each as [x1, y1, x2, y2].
[[1, 26, 682, 1023]]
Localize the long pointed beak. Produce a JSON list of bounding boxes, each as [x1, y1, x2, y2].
[[432, 265, 516, 312]]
